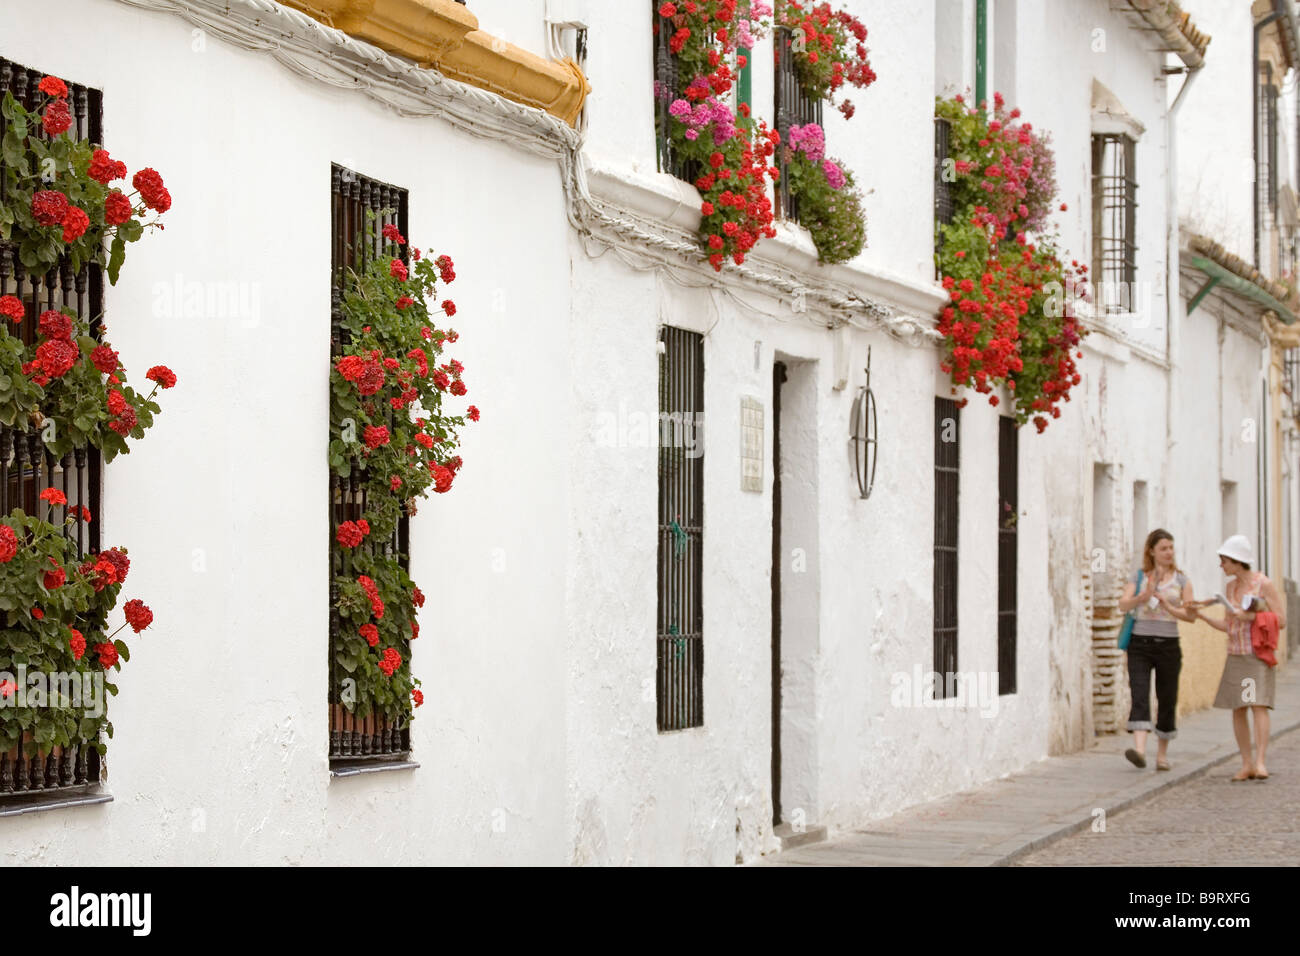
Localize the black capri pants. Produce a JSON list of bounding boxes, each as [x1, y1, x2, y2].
[[1126, 634, 1182, 739]]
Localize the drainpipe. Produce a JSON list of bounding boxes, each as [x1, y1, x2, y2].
[[1166, 63, 1200, 467], [975, 0, 988, 106]]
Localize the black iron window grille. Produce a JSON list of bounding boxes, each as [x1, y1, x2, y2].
[[934, 117, 954, 227], [328, 165, 412, 764], [0, 57, 106, 802], [933, 397, 959, 699], [652, 5, 699, 183], [657, 325, 704, 731], [774, 26, 823, 224], [1284, 348, 1300, 405], [997, 416, 1017, 696], [1257, 63, 1278, 268], [1091, 133, 1138, 314]]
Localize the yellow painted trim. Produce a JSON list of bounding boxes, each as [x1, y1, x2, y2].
[[280, 0, 591, 126]]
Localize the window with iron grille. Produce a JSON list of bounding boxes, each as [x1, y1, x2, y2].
[[774, 26, 823, 224], [997, 416, 1017, 696], [329, 165, 412, 765], [933, 397, 959, 698], [1090, 133, 1137, 313], [0, 58, 107, 803], [934, 116, 954, 266], [657, 325, 704, 731], [652, 4, 699, 183], [1257, 64, 1278, 267]]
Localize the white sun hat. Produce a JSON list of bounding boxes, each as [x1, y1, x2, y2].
[[1217, 535, 1254, 565]]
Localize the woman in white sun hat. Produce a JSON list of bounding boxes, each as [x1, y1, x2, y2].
[[1191, 535, 1284, 781]]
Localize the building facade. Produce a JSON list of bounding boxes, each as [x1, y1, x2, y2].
[[0, 0, 1293, 865]]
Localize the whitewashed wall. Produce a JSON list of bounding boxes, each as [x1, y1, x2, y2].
[[2, 0, 574, 865]]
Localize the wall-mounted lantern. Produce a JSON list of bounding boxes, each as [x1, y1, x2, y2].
[[850, 347, 878, 499]]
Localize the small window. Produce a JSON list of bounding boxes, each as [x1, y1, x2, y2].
[[1091, 133, 1137, 313], [652, 3, 697, 182], [329, 165, 412, 766], [997, 417, 1017, 696], [658, 326, 704, 731], [933, 398, 960, 698], [774, 26, 823, 223]]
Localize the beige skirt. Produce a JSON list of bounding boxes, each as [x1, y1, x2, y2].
[[1213, 653, 1276, 709]]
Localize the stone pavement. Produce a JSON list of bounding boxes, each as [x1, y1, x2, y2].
[[761, 663, 1300, 866]]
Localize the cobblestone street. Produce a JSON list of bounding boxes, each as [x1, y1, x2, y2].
[[1014, 728, 1300, 866]]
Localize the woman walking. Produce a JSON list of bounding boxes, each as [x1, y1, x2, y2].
[[1118, 529, 1197, 771], [1192, 535, 1284, 781]]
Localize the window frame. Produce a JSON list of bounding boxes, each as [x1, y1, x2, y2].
[[1090, 132, 1138, 314], [933, 397, 960, 699]]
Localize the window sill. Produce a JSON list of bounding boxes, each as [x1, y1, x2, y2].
[[329, 758, 420, 778], [0, 789, 113, 818]]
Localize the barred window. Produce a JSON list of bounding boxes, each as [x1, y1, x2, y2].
[[933, 397, 959, 699], [0, 58, 106, 805], [1257, 63, 1278, 267], [328, 165, 412, 767], [652, 3, 698, 182], [1091, 133, 1137, 313], [774, 26, 823, 224], [657, 326, 704, 731], [997, 416, 1017, 696]]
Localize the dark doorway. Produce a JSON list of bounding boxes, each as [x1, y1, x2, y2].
[[771, 361, 787, 826]]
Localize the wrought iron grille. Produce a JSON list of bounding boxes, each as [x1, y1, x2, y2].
[[328, 165, 412, 762], [997, 416, 1017, 696], [1284, 348, 1300, 405], [1257, 64, 1278, 267], [1091, 133, 1138, 313], [934, 117, 954, 226], [652, 6, 699, 183], [0, 57, 106, 801], [933, 397, 959, 698], [657, 325, 704, 731], [774, 26, 823, 224]]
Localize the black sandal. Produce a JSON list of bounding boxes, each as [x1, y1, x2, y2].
[[1125, 748, 1146, 768]]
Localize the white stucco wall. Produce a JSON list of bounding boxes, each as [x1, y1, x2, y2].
[[2, 0, 574, 865]]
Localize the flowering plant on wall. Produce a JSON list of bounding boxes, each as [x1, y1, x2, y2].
[[775, 0, 876, 119], [658, 0, 781, 269], [935, 92, 1087, 432], [781, 121, 864, 263], [330, 221, 474, 725], [0, 78, 169, 284], [1, 74, 163, 762]]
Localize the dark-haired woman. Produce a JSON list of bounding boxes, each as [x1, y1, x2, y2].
[[1117, 529, 1197, 771]]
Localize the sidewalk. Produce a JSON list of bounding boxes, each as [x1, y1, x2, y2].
[[761, 662, 1300, 866]]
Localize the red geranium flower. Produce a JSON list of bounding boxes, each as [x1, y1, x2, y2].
[[146, 365, 177, 389], [96, 642, 119, 670], [104, 191, 133, 226], [31, 190, 69, 226], [88, 149, 128, 185], [412, 688, 424, 707], [38, 310, 73, 341], [123, 598, 153, 633], [360, 623, 379, 647], [61, 206, 90, 243], [363, 425, 390, 449], [37, 75, 68, 98], [0, 295, 24, 323], [395, 296, 415, 310], [34, 339, 78, 378], [441, 300, 456, 316], [378, 647, 402, 677], [32, 607, 44, 620], [132, 168, 171, 212], [43, 564, 66, 590], [68, 628, 86, 661], [449, 380, 467, 397], [390, 259, 409, 281], [43, 98, 72, 136], [40, 487, 67, 506], [467, 405, 480, 422], [382, 224, 406, 244], [90, 344, 120, 374], [0, 525, 16, 563]]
